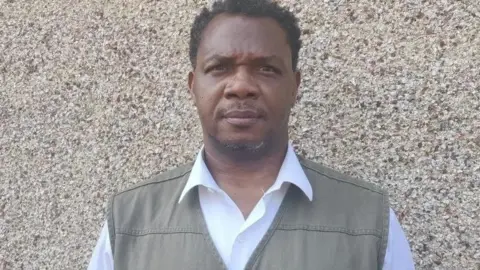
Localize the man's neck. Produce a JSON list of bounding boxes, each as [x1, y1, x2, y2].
[[203, 143, 287, 188], [202, 141, 288, 218]]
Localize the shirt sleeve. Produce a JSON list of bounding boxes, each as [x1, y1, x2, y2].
[[87, 221, 114, 270], [383, 208, 415, 270]]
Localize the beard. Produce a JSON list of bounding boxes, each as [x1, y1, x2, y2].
[[204, 102, 290, 162], [207, 131, 276, 163]]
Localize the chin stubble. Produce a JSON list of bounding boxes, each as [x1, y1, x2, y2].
[[222, 140, 265, 152], [208, 133, 273, 161]]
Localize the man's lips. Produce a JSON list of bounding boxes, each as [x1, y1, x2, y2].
[[223, 110, 261, 127], [223, 110, 260, 118]]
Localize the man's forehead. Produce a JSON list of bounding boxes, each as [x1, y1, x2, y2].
[[202, 52, 283, 63], [198, 14, 290, 61]]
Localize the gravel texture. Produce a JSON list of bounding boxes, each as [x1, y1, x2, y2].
[[1, 0, 479, 269]]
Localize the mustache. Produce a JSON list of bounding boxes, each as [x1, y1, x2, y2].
[[217, 102, 267, 118]]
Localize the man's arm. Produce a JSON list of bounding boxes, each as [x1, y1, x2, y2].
[[383, 208, 415, 270], [87, 222, 113, 270]]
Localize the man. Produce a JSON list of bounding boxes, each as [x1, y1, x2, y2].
[[88, 0, 415, 269]]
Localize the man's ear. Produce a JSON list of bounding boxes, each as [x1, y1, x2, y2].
[[292, 70, 301, 106], [188, 71, 196, 105], [295, 71, 301, 89]]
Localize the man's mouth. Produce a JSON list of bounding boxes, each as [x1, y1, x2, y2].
[[223, 110, 261, 127]]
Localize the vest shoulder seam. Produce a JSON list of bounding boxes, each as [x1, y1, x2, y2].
[[115, 227, 204, 236], [276, 224, 382, 237], [113, 162, 193, 197], [114, 225, 382, 238], [299, 157, 385, 195]]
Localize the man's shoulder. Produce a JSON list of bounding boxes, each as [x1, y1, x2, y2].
[[298, 156, 386, 195], [107, 162, 195, 234], [113, 162, 194, 198]]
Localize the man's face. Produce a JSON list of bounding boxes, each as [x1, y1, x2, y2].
[[188, 14, 301, 151]]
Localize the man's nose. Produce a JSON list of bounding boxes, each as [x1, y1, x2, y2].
[[224, 68, 260, 100]]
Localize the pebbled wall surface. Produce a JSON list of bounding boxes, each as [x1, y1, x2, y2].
[[1, 0, 479, 269]]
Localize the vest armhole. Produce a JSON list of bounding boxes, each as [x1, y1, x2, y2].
[[107, 195, 116, 256], [378, 191, 390, 269]]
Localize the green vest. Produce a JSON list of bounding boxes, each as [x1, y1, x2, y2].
[[107, 156, 389, 270]]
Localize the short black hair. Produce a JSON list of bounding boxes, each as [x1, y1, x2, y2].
[[189, 0, 302, 71]]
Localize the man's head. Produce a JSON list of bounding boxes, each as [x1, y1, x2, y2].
[[187, 0, 302, 161]]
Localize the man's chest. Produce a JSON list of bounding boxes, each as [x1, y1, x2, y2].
[[198, 184, 288, 270], [111, 183, 384, 270]]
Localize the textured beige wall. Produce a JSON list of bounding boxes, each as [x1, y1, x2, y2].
[[1, 0, 479, 269]]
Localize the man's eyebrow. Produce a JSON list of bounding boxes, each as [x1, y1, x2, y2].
[[203, 54, 230, 63], [203, 54, 282, 63], [252, 55, 283, 63]]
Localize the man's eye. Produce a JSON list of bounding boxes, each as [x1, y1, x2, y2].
[[259, 66, 277, 73], [207, 65, 227, 73]]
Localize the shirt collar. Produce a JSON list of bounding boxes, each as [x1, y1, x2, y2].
[[178, 142, 313, 203]]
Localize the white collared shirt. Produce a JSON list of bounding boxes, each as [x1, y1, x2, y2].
[[88, 144, 415, 270]]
